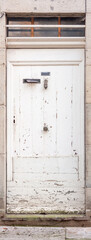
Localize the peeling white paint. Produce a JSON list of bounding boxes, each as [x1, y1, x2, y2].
[[7, 49, 85, 213]]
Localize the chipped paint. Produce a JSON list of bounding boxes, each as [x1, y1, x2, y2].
[[7, 49, 85, 213]]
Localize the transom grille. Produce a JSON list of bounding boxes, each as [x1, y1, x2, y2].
[[6, 16, 85, 38]]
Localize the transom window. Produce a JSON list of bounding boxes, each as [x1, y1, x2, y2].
[[6, 16, 85, 38]]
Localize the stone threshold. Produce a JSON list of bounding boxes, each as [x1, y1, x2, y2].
[[0, 227, 91, 239]]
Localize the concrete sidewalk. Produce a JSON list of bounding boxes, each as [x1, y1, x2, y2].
[[0, 227, 91, 240]]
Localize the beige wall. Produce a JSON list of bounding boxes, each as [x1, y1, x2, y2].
[[1, 0, 91, 216]]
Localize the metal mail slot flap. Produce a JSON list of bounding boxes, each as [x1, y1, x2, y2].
[[23, 79, 41, 83]]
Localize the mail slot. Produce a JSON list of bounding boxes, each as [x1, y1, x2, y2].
[[23, 79, 41, 83]]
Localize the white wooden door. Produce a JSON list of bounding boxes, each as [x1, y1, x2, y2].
[[7, 49, 85, 213]]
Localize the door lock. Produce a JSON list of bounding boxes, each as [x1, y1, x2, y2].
[[44, 79, 48, 89], [13, 116, 15, 123]]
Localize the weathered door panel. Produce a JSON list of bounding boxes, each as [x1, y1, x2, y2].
[[7, 49, 85, 213]]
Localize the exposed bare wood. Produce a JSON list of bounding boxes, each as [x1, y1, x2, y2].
[[31, 17, 34, 37]]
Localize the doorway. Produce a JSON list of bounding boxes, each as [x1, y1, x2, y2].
[[7, 49, 85, 213]]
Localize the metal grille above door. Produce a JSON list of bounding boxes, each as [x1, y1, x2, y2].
[[6, 16, 85, 38]]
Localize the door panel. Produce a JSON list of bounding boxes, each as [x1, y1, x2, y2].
[[7, 49, 85, 213]]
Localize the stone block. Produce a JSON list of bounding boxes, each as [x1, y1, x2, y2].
[[0, 13, 6, 48], [86, 188, 91, 209], [0, 198, 4, 209], [66, 227, 91, 238], [86, 145, 91, 187], [86, 65, 91, 103], [0, 64, 6, 105], [0, 49, 6, 65], [0, 154, 6, 211], [0, 227, 65, 239], [86, 50, 91, 65], [86, 14, 91, 49], [1, 0, 85, 13], [86, 104, 91, 145], [87, 0, 91, 13], [0, 155, 5, 197], [0, 106, 6, 154]]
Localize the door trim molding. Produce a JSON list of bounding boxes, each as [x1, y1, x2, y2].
[[6, 37, 85, 49], [7, 58, 82, 181]]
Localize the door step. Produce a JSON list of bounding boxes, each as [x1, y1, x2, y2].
[[0, 227, 91, 239]]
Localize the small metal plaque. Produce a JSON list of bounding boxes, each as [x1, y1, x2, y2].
[[41, 72, 50, 76]]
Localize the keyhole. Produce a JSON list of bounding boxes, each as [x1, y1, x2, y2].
[[13, 116, 15, 123]]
